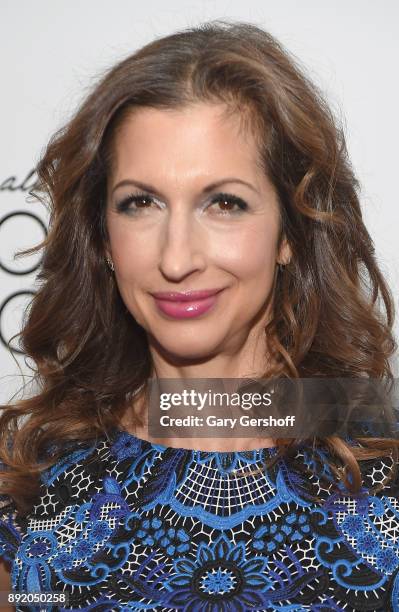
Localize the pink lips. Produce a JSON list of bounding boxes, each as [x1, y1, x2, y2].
[[151, 289, 223, 319]]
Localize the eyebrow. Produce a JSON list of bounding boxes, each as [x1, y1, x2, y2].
[[111, 177, 259, 198]]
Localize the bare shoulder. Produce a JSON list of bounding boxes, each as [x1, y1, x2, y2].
[[0, 559, 14, 611]]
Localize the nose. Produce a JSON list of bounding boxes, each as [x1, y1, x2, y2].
[[158, 206, 206, 282]]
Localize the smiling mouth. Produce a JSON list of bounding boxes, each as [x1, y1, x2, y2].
[[152, 289, 224, 319], [151, 288, 224, 301]]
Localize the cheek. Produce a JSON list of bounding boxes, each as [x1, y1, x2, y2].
[[106, 223, 158, 327], [213, 223, 279, 281], [108, 222, 156, 282]]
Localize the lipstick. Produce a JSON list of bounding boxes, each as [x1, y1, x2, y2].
[[151, 288, 223, 319]]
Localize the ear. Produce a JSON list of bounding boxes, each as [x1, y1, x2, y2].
[[277, 236, 292, 266]]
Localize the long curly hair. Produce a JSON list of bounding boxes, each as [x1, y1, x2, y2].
[[1, 19, 397, 515]]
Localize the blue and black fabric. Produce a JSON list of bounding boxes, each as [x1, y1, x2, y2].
[[0, 427, 398, 611]]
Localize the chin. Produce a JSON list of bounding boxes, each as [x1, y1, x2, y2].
[[150, 330, 222, 363]]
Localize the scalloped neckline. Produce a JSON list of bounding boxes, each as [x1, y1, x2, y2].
[[111, 426, 279, 456]]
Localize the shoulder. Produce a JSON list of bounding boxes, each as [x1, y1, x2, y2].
[[0, 436, 109, 565], [39, 436, 104, 487]]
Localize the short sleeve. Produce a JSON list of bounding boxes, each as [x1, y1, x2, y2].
[[0, 497, 22, 565]]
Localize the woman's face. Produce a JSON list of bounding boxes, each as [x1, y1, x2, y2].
[[105, 102, 290, 365]]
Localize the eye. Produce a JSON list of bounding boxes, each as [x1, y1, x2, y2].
[[115, 191, 249, 215], [208, 192, 249, 215], [115, 193, 158, 213]]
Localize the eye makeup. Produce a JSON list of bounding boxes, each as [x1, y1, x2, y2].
[[115, 191, 249, 216]]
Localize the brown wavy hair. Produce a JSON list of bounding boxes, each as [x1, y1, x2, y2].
[[1, 19, 397, 515]]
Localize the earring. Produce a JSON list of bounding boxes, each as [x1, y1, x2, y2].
[[278, 259, 290, 272], [106, 256, 114, 272]]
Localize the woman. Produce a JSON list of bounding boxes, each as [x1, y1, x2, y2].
[[0, 19, 398, 612]]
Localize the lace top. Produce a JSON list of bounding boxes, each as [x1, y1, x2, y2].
[[0, 427, 398, 611]]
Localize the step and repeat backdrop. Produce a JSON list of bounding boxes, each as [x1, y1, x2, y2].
[[0, 169, 47, 402], [1, 1, 398, 405]]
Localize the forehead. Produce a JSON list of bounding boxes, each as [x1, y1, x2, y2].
[[108, 103, 264, 183]]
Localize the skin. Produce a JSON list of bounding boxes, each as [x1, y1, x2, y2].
[[105, 102, 291, 451]]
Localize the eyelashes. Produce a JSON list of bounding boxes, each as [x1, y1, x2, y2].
[[115, 191, 249, 216]]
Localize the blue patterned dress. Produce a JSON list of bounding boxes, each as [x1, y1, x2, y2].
[[0, 427, 398, 611]]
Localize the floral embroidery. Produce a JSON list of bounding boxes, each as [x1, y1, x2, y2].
[[341, 514, 364, 536], [86, 519, 112, 543], [110, 431, 142, 460], [134, 516, 190, 555], [357, 532, 379, 554], [20, 533, 56, 563], [163, 533, 271, 610], [52, 550, 75, 570], [376, 547, 398, 573], [251, 510, 311, 553]]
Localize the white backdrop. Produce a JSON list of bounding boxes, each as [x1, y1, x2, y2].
[[1, 0, 398, 404]]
